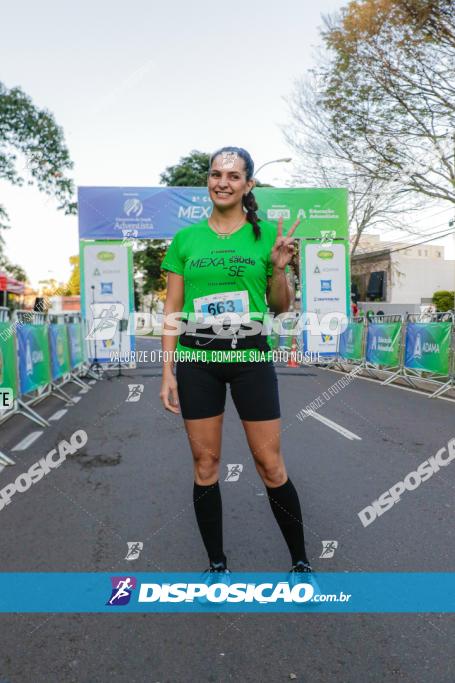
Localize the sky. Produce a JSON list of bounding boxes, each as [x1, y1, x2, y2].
[[1, 0, 454, 288]]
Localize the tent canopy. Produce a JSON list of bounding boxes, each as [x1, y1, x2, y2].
[[0, 271, 25, 294]]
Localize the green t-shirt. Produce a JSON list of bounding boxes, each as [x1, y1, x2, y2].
[[161, 218, 280, 362]]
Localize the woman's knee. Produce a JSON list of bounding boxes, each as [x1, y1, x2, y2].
[[255, 456, 287, 487], [193, 454, 221, 482]]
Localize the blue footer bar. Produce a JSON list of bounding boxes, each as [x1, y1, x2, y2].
[[1, 572, 455, 613]]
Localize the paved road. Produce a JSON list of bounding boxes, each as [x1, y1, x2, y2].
[[1, 337, 454, 683]]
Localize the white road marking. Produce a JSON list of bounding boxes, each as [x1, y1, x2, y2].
[[327, 368, 455, 403], [79, 388, 89, 394], [12, 431, 43, 451], [303, 410, 362, 441], [0, 452, 15, 465], [88, 380, 96, 385], [72, 396, 81, 404], [49, 409, 68, 421]]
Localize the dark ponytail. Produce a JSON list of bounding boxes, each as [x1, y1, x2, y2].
[[242, 190, 261, 241], [209, 145, 262, 240]]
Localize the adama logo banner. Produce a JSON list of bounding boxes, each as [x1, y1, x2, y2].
[[404, 322, 451, 375], [1, 573, 455, 613]]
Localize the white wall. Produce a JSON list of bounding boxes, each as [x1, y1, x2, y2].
[[390, 255, 455, 304]]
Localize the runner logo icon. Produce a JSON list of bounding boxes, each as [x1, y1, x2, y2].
[[320, 540, 338, 558], [125, 542, 143, 561], [225, 464, 243, 481], [107, 576, 137, 606], [126, 384, 144, 402]]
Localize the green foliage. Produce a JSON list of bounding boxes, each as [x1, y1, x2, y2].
[[64, 255, 80, 295], [0, 81, 76, 278], [0, 252, 28, 281], [4, 263, 27, 281], [432, 290, 454, 311], [0, 81, 76, 234], [159, 150, 210, 187], [134, 241, 168, 297], [319, 0, 455, 205]]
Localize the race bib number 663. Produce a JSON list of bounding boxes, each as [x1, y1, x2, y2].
[[193, 291, 250, 323]]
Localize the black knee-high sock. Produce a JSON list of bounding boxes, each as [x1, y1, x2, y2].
[[266, 477, 309, 565], [193, 481, 226, 566]]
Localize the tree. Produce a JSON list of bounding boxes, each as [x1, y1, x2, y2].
[[134, 242, 168, 305], [64, 255, 80, 295], [433, 289, 454, 311], [320, 0, 455, 206], [5, 262, 27, 281], [0, 253, 28, 281], [0, 82, 76, 265], [283, 74, 428, 255], [160, 150, 210, 186], [37, 278, 64, 297]]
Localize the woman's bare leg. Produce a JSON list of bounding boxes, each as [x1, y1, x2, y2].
[[241, 417, 309, 566], [183, 413, 224, 484], [184, 413, 227, 566]]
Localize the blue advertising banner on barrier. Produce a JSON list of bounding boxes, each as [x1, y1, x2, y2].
[[17, 325, 51, 394], [68, 323, 83, 368], [0, 573, 455, 613], [49, 324, 70, 380]]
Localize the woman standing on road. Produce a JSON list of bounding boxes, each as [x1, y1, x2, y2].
[[160, 146, 313, 578]]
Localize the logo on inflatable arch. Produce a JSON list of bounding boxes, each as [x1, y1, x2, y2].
[[123, 198, 143, 217]]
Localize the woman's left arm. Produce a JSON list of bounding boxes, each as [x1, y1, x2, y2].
[[266, 217, 299, 314], [266, 268, 291, 314]]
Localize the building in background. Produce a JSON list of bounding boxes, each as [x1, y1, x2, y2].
[[351, 234, 454, 315], [48, 295, 80, 313]]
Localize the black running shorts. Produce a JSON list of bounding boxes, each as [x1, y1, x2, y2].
[[175, 360, 281, 421]]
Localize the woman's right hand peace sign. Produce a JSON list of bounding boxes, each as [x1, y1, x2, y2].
[[270, 216, 300, 271]]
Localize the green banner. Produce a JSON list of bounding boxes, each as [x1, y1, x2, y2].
[[255, 188, 348, 239], [49, 324, 71, 380], [268, 330, 280, 350], [17, 325, 51, 394], [68, 323, 84, 368], [339, 322, 364, 361], [405, 322, 452, 375], [0, 321, 18, 400], [366, 322, 402, 367]]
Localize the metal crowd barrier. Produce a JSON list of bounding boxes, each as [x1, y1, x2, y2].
[[333, 312, 455, 400], [0, 311, 98, 430], [12, 309, 52, 426]]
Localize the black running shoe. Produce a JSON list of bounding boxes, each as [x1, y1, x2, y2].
[[289, 561, 321, 596]]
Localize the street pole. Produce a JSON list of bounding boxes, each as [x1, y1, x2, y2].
[[254, 157, 292, 179]]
